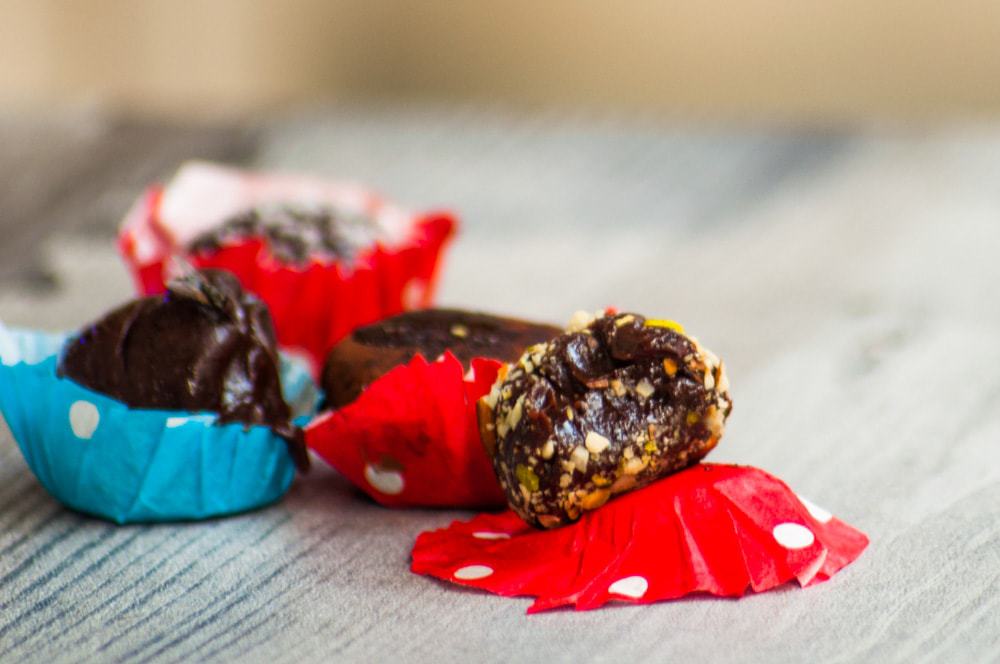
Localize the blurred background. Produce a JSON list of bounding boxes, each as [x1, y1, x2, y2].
[[0, 0, 998, 376], [4, 0, 1000, 122]]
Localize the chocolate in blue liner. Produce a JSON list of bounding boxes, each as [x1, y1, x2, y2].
[[0, 273, 318, 524], [59, 269, 310, 471]]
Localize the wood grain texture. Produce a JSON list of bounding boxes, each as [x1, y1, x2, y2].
[[0, 113, 256, 287], [1, 108, 997, 663]]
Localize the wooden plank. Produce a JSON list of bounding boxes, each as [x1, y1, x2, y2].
[[0, 109, 997, 663]]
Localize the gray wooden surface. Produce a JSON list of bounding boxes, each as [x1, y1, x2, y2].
[[1, 108, 998, 663]]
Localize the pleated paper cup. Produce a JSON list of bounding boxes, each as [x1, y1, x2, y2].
[[0, 324, 319, 524], [411, 463, 869, 613], [118, 162, 457, 374], [306, 352, 506, 508]]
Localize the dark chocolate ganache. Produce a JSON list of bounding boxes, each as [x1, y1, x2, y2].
[[322, 309, 561, 410], [479, 312, 732, 528], [59, 269, 309, 471]]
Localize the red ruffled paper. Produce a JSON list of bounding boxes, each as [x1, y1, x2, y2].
[[118, 178, 455, 373], [305, 352, 507, 508], [411, 463, 868, 613]]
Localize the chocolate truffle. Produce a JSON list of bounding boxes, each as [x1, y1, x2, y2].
[[59, 269, 309, 470], [478, 311, 732, 528], [322, 309, 561, 410], [188, 203, 384, 265]]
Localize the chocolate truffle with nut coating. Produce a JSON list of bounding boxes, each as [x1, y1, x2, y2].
[[322, 309, 561, 409], [478, 311, 732, 529]]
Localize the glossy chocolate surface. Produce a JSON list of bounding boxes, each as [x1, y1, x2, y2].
[[59, 269, 309, 470]]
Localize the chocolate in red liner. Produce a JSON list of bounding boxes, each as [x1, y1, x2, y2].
[[188, 202, 383, 266], [307, 310, 560, 508], [59, 269, 309, 471], [117, 162, 457, 373], [322, 309, 561, 409], [411, 463, 869, 613]]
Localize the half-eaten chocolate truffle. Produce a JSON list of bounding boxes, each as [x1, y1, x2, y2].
[[479, 311, 732, 528]]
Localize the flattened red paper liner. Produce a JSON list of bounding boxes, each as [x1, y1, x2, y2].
[[305, 352, 506, 508], [118, 180, 455, 373], [411, 463, 868, 613]]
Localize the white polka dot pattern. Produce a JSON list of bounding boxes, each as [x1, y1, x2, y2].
[[608, 576, 649, 599], [772, 522, 816, 550], [165, 415, 215, 428], [453, 565, 494, 580], [364, 463, 405, 495], [69, 401, 100, 439], [472, 532, 511, 540], [797, 495, 833, 523], [402, 279, 426, 309], [131, 233, 159, 263]]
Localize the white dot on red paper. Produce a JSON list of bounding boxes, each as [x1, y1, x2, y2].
[[132, 233, 159, 263], [797, 494, 833, 523], [453, 565, 494, 580], [773, 522, 815, 550], [472, 531, 510, 540], [402, 279, 426, 309], [69, 401, 100, 439], [608, 575, 649, 599], [363, 463, 405, 495]]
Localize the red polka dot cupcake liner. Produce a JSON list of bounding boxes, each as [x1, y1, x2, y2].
[[305, 352, 507, 508], [117, 162, 456, 374], [411, 463, 869, 613]]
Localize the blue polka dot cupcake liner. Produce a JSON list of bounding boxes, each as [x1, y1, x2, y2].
[[0, 323, 320, 524]]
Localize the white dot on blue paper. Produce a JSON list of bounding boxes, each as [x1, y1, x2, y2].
[[166, 415, 215, 428], [69, 401, 100, 439]]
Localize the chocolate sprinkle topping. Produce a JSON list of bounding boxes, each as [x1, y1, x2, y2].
[[188, 203, 383, 265]]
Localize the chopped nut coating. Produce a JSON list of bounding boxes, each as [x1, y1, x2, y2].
[[478, 312, 732, 528]]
